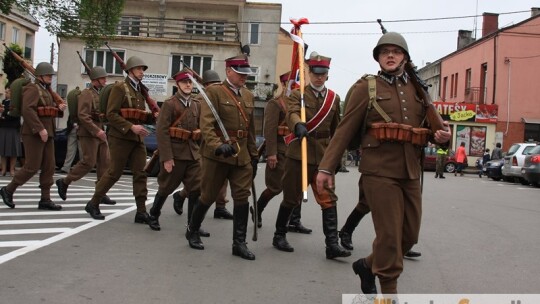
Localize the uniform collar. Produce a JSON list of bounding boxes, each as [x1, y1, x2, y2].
[[310, 84, 326, 98], [379, 71, 408, 85], [127, 75, 140, 91], [176, 92, 191, 107], [225, 79, 241, 96]]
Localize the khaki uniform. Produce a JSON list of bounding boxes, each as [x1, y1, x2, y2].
[[318, 74, 426, 293], [263, 96, 288, 193], [7, 83, 57, 199], [281, 87, 340, 210], [89, 77, 149, 212], [155, 93, 201, 196], [64, 87, 110, 184]]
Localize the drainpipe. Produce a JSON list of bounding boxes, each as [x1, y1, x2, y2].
[[504, 57, 511, 136], [492, 33, 498, 104]]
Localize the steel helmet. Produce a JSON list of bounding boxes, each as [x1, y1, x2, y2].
[[125, 56, 148, 71], [35, 62, 56, 76], [202, 70, 221, 84], [373, 32, 409, 62], [89, 66, 108, 80]]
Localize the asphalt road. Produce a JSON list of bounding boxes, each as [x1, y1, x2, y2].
[[0, 166, 539, 303]]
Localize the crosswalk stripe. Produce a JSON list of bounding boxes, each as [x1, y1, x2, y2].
[[0, 241, 42, 247], [0, 228, 72, 235], [0, 209, 124, 216], [11, 203, 135, 208], [0, 218, 93, 225]]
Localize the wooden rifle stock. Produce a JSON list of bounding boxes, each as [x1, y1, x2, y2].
[[3, 43, 66, 109], [144, 149, 159, 174], [179, 60, 204, 84], [76, 51, 92, 75]]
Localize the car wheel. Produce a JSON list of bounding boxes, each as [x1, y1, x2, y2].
[[491, 177, 501, 181], [519, 177, 530, 186], [445, 163, 456, 173]]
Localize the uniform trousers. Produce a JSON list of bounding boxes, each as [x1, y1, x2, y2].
[[264, 152, 285, 194], [361, 174, 422, 294], [89, 136, 147, 212], [64, 136, 110, 184], [7, 135, 54, 199], [157, 159, 200, 196], [199, 157, 252, 206]]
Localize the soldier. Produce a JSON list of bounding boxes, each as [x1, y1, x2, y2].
[[55, 67, 116, 205], [251, 71, 311, 234], [315, 32, 450, 294], [271, 52, 350, 260], [0, 62, 67, 210], [147, 67, 204, 232], [83, 56, 158, 231], [185, 54, 258, 261]]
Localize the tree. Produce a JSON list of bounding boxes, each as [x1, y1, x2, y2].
[[2, 44, 25, 87], [1, 0, 125, 48]]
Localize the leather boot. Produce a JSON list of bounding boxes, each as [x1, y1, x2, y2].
[[187, 193, 210, 237], [288, 204, 312, 234], [101, 195, 117, 205], [173, 190, 186, 215], [214, 206, 234, 220], [38, 199, 62, 211], [185, 199, 211, 250], [134, 211, 160, 231], [339, 208, 366, 250], [0, 186, 15, 208], [232, 203, 255, 260], [322, 206, 351, 259], [250, 188, 274, 228], [85, 202, 105, 220], [149, 193, 167, 231], [272, 205, 294, 252], [56, 178, 68, 201], [352, 258, 377, 294]]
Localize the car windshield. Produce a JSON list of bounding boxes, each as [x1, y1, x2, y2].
[[507, 144, 520, 155], [525, 145, 540, 155]]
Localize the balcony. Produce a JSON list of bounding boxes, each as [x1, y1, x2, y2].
[[464, 87, 486, 104]]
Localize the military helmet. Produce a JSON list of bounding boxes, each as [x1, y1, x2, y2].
[[373, 32, 409, 62], [202, 70, 221, 84], [89, 66, 108, 80], [125, 56, 148, 71], [35, 62, 56, 76]]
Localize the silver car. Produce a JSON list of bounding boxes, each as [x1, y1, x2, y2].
[[501, 142, 537, 184], [521, 145, 540, 187]]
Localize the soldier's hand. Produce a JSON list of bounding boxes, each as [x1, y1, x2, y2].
[[131, 125, 150, 137], [251, 158, 259, 179], [266, 155, 278, 169], [294, 123, 308, 139], [39, 129, 48, 143], [315, 171, 334, 194], [58, 103, 67, 111], [96, 130, 107, 142], [434, 121, 451, 144], [215, 143, 236, 158], [164, 159, 174, 173]]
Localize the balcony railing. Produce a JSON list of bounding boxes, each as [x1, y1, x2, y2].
[[464, 87, 486, 104]]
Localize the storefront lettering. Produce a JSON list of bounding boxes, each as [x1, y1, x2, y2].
[[450, 110, 476, 121]]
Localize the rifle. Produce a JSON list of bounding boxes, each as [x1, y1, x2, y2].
[[179, 60, 204, 84], [144, 149, 159, 175], [76, 51, 92, 75], [3, 43, 66, 109], [104, 42, 160, 116], [376, 20, 447, 134]]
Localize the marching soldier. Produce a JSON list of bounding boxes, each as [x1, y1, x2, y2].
[[271, 53, 350, 259], [315, 32, 450, 294], [252, 71, 311, 234], [1, 62, 67, 210], [55, 66, 116, 205], [84, 56, 158, 231], [185, 54, 258, 261]]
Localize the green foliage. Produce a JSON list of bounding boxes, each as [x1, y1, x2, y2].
[[2, 44, 25, 87]]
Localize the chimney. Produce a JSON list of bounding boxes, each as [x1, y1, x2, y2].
[[532, 7, 540, 17], [457, 30, 475, 50], [482, 12, 499, 37]]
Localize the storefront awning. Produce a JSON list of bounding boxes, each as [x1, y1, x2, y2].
[[521, 117, 540, 124]]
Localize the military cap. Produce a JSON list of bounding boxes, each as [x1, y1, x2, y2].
[[225, 54, 252, 75], [307, 52, 331, 74], [279, 71, 291, 84], [173, 67, 193, 82]]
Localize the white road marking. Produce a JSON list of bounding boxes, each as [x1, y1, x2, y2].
[[0, 241, 41, 247], [0, 209, 123, 216], [0, 228, 71, 235]]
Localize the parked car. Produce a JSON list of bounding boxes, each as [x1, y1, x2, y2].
[[483, 158, 504, 181], [423, 146, 467, 173], [501, 142, 537, 184], [521, 145, 540, 187]]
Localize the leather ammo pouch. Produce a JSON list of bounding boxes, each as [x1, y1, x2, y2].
[[277, 125, 291, 136], [191, 129, 201, 141], [37, 106, 59, 117], [169, 127, 192, 140], [368, 122, 428, 146], [120, 108, 150, 123], [411, 128, 430, 146]]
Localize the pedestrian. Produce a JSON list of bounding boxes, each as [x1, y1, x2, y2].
[[271, 52, 350, 259], [478, 148, 490, 178], [252, 71, 311, 234], [455, 142, 467, 176], [491, 142, 503, 160], [0, 62, 67, 210], [435, 145, 448, 179], [60, 86, 82, 173], [185, 54, 259, 261], [315, 32, 451, 294], [83, 56, 158, 231], [0, 87, 22, 177], [55, 67, 116, 206]]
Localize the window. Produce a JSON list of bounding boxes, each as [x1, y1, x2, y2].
[[12, 27, 19, 44], [171, 54, 212, 78], [450, 74, 455, 98], [454, 73, 458, 98], [118, 16, 141, 36], [442, 76, 448, 101], [465, 68, 472, 93], [249, 23, 260, 45], [24, 33, 33, 59], [0, 22, 5, 41], [247, 67, 259, 82], [84, 49, 125, 75], [185, 20, 225, 41], [456, 125, 487, 157]]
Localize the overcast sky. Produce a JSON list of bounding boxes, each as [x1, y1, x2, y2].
[[35, 0, 539, 96]]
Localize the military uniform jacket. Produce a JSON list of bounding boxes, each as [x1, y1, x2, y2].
[[319, 74, 426, 179], [156, 92, 201, 162], [106, 77, 147, 142], [286, 86, 341, 165], [264, 96, 288, 156], [200, 80, 257, 166], [21, 82, 55, 137], [77, 87, 104, 138]]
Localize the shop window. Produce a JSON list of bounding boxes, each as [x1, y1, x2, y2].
[[456, 125, 487, 157]]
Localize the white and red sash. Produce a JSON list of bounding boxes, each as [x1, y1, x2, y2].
[[284, 89, 336, 145]]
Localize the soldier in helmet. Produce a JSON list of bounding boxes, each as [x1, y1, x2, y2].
[[84, 56, 158, 230], [56, 66, 116, 206], [315, 32, 451, 294], [1, 62, 67, 210]]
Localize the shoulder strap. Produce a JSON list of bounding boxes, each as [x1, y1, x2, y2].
[[364, 75, 392, 123], [122, 82, 134, 108], [170, 97, 190, 127], [221, 85, 249, 126], [277, 97, 288, 126]]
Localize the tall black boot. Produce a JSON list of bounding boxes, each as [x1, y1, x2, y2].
[[288, 203, 312, 234], [232, 203, 255, 260], [323, 206, 351, 259], [272, 205, 294, 252], [187, 192, 210, 237], [339, 208, 366, 250], [185, 198, 211, 250], [250, 188, 274, 228], [149, 193, 167, 231]]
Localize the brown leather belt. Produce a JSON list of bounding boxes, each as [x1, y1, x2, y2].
[[215, 129, 249, 139]]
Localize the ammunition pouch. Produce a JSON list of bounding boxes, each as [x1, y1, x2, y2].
[[169, 127, 201, 141], [37, 106, 59, 118], [368, 122, 430, 146], [277, 125, 291, 136], [120, 108, 151, 124]]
